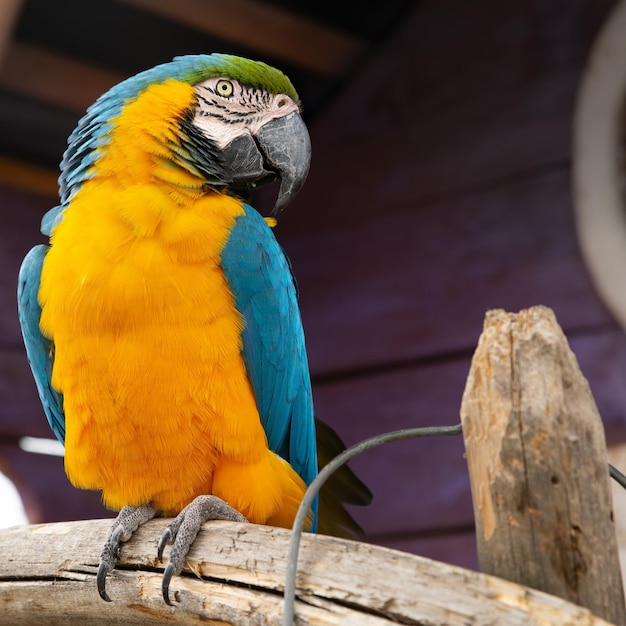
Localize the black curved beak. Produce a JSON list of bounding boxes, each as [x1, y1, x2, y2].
[[255, 112, 311, 214], [218, 112, 311, 215]]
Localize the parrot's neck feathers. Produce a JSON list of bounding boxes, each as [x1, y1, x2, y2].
[[64, 80, 210, 204]]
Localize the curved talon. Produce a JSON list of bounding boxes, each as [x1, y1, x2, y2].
[[156, 496, 247, 605], [97, 525, 124, 603], [157, 527, 172, 562], [162, 562, 176, 605], [96, 504, 158, 602], [97, 561, 113, 602]]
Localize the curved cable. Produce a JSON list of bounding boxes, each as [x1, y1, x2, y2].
[[282, 423, 463, 626], [610, 463, 626, 490]]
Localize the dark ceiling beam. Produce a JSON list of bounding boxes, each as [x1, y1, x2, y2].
[[0, 0, 23, 63], [119, 0, 367, 77], [0, 1, 370, 196], [0, 154, 58, 197], [0, 42, 124, 114]]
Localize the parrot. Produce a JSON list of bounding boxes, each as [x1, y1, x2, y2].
[[17, 53, 371, 604]]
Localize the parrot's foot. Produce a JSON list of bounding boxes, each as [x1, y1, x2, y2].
[[157, 495, 248, 605], [97, 504, 158, 602]]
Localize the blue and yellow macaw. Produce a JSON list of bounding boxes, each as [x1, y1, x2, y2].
[[17, 54, 370, 603]]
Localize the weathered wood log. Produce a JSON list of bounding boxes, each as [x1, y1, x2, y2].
[[0, 518, 617, 625], [461, 305, 626, 625]]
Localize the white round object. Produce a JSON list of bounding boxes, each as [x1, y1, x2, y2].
[[0, 472, 28, 528], [573, 0, 626, 327]]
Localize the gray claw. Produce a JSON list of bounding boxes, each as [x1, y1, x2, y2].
[[97, 560, 113, 602], [157, 527, 172, 562], [162, 562, 176, 605], [158, 495, 248, 603], [97, 523, 124, 602], [96, 504, 157, 602]]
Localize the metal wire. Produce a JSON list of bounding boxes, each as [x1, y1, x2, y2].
[[610, 463, 626, 490], [282, 423, 463, 626]]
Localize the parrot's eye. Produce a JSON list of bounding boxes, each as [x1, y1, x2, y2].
[[215, 80, 234, 98]]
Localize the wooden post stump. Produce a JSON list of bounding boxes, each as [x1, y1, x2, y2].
[[461, 305, 626, 625]]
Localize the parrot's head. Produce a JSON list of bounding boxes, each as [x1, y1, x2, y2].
[[60, 54, 311, 215]]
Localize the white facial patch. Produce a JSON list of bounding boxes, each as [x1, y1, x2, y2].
[[192, 77, 300, 149]]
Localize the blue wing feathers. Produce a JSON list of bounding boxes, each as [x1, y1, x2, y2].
[[221, 205, 318, 526], [41, 204, 67, 237], [17, 245, 66, 444]]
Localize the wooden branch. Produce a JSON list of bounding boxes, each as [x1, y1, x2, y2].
[[461, 305, 626, 625], [0, 518, 617, 625]]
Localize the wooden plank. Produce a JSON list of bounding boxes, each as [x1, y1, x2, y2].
[[0, 185, 51, 342], [277, 0, 616, 233], [0, 42, 124, 114], [461, 306, 625, 625], [0, 519, 617, 625], [120, 0, 367, 77], [0, 94, 77, 167], [281, 170, 611, 376]]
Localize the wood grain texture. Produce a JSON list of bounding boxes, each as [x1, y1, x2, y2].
[[281, 171, 612, 376], [0, 518, 617, 625], [461, 306, 625, 625]]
